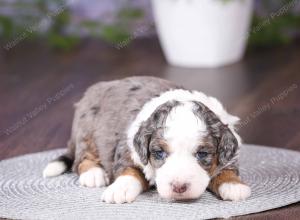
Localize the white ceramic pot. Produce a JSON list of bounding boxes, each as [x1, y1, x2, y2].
[[151, 0, 254, 68]]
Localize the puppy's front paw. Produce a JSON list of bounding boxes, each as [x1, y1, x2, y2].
[[79, 167, 109, 188], [101, 175, 143, 204], [218, 182, 251, 201]]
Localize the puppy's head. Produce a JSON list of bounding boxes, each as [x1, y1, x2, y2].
[[133, 100, 239, 200]]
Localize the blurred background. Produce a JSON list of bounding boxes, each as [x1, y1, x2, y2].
[[0, 1, 300, 218], [0, 0, 300, 153], [0, 0, 300, 157], [0, 0, 299, 50]]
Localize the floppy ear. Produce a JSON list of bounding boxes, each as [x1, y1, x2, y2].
[[217, 127, 239, 166], [133, 100, 180, 165], [192, 101, 239, 167], [133, 121, 153, 165]]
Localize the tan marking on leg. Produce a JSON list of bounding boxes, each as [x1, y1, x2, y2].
[[209, 169, 242, 196], [78, 157, 101, 174], [120, 167, 149, 191], [77, 135, 102, 175]]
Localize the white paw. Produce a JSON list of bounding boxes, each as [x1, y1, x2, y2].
[[219, 182, 251, 201], [43, 161, 67, 178], [101, 175, 143, 204], [79, 167, 109, 188]]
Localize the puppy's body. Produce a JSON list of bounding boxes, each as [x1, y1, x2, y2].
[[71, 76, 178, 181], [43, 76, 251, 203]]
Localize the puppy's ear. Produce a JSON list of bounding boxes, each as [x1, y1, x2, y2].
[[133, 101, 180, 165], [133, 122, 153, 165], [217, 127, 239, 166], [192, 101, 239, 167]]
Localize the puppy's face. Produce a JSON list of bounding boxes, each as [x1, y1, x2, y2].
[[134, 101, 238, 200]]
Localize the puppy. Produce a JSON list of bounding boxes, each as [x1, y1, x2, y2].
[[43, 76, 251, 203]]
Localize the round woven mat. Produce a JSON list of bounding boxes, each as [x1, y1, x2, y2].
[[1, 144, 300, 220]]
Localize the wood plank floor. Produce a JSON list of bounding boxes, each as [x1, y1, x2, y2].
[[0, 38, 300, 220]]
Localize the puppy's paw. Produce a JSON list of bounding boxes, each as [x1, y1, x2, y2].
[[219, 182, 251, 201], [79, 167, 109, 188], [101, 175, 143, 204]]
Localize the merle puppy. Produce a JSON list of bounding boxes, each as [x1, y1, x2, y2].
[[43, 76, 251, 203]]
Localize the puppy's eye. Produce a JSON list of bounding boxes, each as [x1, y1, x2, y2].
[[152, 150, 167, 160], [196, 151, 208, 160]]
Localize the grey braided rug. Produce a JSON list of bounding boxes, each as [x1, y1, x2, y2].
[[1, 144, 300, 220]]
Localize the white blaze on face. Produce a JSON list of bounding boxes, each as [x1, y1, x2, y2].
[[155, 102, 210, 200]]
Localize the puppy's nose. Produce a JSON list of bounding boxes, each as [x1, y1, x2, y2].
[[171, 182, 188, 194]]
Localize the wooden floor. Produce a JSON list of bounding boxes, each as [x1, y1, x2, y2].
[[0, 38, 300, 220]]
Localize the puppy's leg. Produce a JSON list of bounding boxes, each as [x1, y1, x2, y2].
[[101, 167, 148, 204], [78, 158, 109, 188], [74, 136, 109, 188], [209, 169, 251, 201]]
